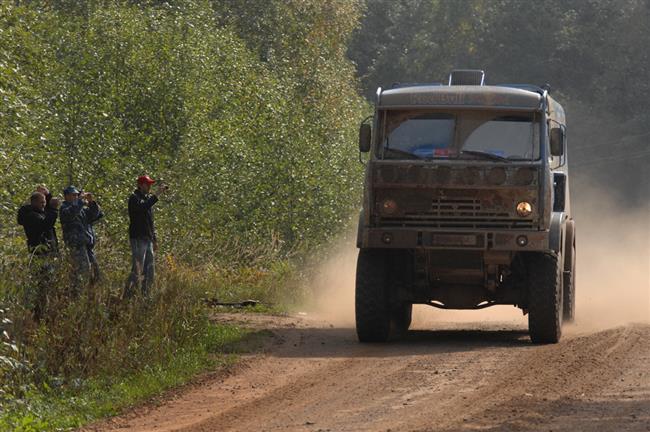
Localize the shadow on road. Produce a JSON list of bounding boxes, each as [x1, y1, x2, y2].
[[438, 396, 650, 432], [261, 325, 532, 359]]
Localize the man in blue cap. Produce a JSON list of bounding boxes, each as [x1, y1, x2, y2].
[[60, 186, 103, 290]]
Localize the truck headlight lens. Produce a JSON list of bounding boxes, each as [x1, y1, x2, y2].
[[516, 201, 533, 217], [382, 199, 398, 215]]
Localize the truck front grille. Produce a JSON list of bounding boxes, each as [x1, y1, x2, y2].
[[380, 198, 535, 229]]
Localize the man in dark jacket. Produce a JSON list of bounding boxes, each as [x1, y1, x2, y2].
[[125, 175, 165, 297], [17, 190, 61, 320], [60, 186, 103, 288], [17, 190, 60, 255]]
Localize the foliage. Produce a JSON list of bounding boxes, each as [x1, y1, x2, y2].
[[0, 0, 366, 254], [0, 243, 290, 430], [0, 319, 252, 431]]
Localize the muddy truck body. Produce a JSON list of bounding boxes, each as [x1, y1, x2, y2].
[[355, 70, 575, 344]]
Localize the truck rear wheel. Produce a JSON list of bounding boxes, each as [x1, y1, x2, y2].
[[527, 252, 563, 344], [563, 244, 576, 322], [563, 223, 576, 322], [355, 249, 391, 342]]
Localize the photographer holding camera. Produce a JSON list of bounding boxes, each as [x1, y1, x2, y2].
[[17, 185, 61, 256], [60, 186, 103, 291], [17, 186, 62, 321], [124, 175, 166, 298]]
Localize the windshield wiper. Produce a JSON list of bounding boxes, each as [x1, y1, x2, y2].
[[460, 150, 511, 162], [383, 147, 424, 160]]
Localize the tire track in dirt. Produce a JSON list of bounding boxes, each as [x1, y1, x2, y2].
[[425, 324, 650, 432], [87, 316, 650, 432]]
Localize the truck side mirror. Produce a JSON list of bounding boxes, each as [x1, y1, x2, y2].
[[359, 124, 371, 153], [550, 126, 564, 156]]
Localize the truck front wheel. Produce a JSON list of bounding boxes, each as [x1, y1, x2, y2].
[[527, 252, 563, 344], [355, 249, 391, 342]]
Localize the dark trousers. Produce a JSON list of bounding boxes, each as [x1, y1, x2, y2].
[[68, 245, 90, 294], [87, 245, 101, 283], [67, 244, 101, 294], [26, 250, 57, 321]]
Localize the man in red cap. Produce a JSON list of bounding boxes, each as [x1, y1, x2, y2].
[[125, 175, 166, 297]]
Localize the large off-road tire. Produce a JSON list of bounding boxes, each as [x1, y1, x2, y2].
[[563, 245, 576, 322], [527, 252, 563, 344], [391, 302, 413, 335], [563, 223, 576, 322], [355, 249, 391, 342]]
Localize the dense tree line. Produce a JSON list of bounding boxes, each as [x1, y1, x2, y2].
[[349, 0, 650, 205], [0, 0, 366, 261]]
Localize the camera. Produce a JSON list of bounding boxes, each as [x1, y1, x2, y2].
[[78, 190, 94, 204]]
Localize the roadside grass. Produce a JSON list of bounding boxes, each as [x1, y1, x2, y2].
[[0, 245, 296, 432], [0, 323, 264, 431]]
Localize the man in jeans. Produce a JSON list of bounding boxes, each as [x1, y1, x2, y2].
[[125, 175, 165, 297]]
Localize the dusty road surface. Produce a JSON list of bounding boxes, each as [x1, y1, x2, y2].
[[88, 311, 650, 432]]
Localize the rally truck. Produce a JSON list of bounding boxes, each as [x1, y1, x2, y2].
[[356, 70, 575, 344]]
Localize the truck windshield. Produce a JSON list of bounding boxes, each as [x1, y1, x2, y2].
[[380, 110, 540, 161]]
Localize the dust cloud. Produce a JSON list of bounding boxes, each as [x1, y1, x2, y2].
[[307, 188, 649, 332], [570, 187, 650, 331], [307, 235, 358, 327]]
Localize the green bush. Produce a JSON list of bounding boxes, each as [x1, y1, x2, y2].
[[0, 243, 293, 429], [0, 0, 366, 255]]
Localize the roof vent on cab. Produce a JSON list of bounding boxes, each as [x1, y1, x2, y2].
[[449, 69, 485, 86]]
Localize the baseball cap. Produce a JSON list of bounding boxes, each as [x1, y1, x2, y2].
[[137, 175, 156, 185], [63, 186, 80, 195]]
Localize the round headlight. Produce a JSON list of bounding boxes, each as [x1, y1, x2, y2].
[[382, 199, 398, 215], [516, 201, 533, 217]]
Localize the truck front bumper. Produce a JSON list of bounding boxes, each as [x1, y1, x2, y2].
[[360, 227, 550, 251]]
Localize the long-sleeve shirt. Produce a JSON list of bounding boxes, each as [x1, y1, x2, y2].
[[17, 204, 59, 253], [60, 200, 102, 247], [128, 189, 158, 241], [86, 205, 104, 248]]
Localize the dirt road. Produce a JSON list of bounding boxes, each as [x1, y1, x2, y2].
[[89, 311, 650, 432]]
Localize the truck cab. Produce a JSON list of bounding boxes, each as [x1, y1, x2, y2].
[[356, 70, 575, 344]]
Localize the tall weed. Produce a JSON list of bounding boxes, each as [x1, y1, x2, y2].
[[0, 235, 297, 401]]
